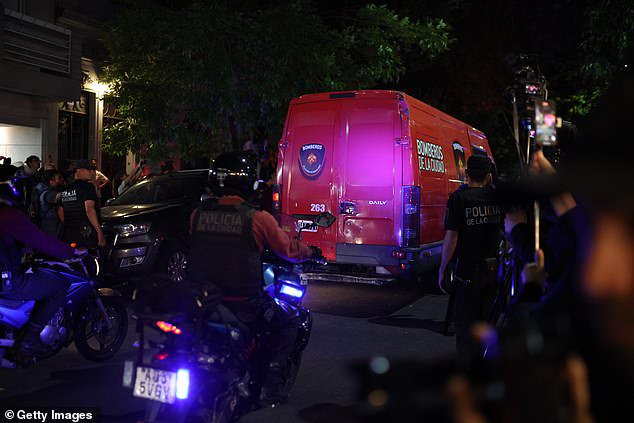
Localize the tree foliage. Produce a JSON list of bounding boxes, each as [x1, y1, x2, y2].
[[101, 0, 451, 159], [387, 0, 633, 178], [557, 0, 634, 116]]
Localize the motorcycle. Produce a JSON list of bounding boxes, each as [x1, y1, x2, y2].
[[123, 212, 335, 423], [0, 255, 128, 367]]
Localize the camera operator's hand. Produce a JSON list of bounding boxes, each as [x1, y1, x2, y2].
[[521, 249, 546, 288], [504, 207, 527, 236], [530, 150, 556, 176]]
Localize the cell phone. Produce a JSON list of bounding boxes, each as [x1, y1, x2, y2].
[[534, 100, 558, 146]]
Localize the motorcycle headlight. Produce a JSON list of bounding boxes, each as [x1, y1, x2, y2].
[[113, 222, 151, 237]]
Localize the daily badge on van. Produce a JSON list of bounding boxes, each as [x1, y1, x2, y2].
[[298, 143, 326, 179]]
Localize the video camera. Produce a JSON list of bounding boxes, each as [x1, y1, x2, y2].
[[506, 54, 545, 95], [505, 53, 547, 126]]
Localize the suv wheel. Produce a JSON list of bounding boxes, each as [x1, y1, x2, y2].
[[160, 243, 188, 283]]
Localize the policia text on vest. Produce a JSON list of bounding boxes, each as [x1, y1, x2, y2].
[[464, 205, 501, 226], [196, 211, 245, 235]]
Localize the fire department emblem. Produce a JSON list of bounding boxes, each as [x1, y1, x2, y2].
[[298, 143, 325, 179]]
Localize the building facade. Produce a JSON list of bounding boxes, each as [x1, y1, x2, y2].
[[0, 0, 123, 175]]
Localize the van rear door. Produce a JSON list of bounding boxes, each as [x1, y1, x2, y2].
[[338, 99, 402, 247], [278, 101, 340, 258]]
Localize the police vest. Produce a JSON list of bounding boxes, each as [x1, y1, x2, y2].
[[188, 201, 262, 297], [452, 186, 502, 263]]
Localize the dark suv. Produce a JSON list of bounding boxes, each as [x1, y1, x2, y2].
[[101, 169, 208, 283]]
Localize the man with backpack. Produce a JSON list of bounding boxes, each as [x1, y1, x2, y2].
[[31, 170, 65, 237]]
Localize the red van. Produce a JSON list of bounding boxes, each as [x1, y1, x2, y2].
[[273, 90, 493, 281]]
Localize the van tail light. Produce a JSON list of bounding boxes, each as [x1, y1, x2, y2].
[[402, 186, 420, 248], [272, 184, 281, 214]]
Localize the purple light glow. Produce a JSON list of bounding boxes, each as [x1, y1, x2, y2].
[[176, 369, 190, 400], [280, 283, 304, 298]]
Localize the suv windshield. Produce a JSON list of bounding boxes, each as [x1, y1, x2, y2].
[[111, 175, 204, 206]]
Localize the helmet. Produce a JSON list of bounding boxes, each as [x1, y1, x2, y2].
[[0, 163, 17, 182], [209, 152, 260, 199], [0, 169, 31, 208], [0, 179, 21, 207]]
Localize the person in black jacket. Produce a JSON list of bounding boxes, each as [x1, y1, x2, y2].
[[57, 159, 105, 248], [438, 155, 502, 361], [189, 152, 317, 405], [447, 64, 634, 423]]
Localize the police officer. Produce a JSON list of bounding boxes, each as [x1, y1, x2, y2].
[[57, 159, 105, 249], [188, 151, 318, 404], [438, 155, 502, 361], [0, 178, 85, 358]]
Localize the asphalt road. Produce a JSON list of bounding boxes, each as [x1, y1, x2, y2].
[[0, 281, 455, 422]]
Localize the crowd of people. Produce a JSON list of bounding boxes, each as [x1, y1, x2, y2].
[[427, 67, 634, 423], [0, 154, 159, 359], [1, 65, 632, 422], [0, 154, 159, 244]]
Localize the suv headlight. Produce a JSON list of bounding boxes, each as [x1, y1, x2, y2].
[[113, 222, 151, 237]]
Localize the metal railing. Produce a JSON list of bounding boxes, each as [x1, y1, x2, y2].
[[2, 8, 72, 74]]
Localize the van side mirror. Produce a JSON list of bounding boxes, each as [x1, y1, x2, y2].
[[314, 212, 335, 228], [105, 198, 114, 206]]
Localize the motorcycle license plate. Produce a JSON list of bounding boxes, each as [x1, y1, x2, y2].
[[133, 367, 177, 404]]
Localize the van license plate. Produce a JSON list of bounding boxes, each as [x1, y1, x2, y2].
[[297, 220, 317, 233], [133, 367, 177, 404]]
